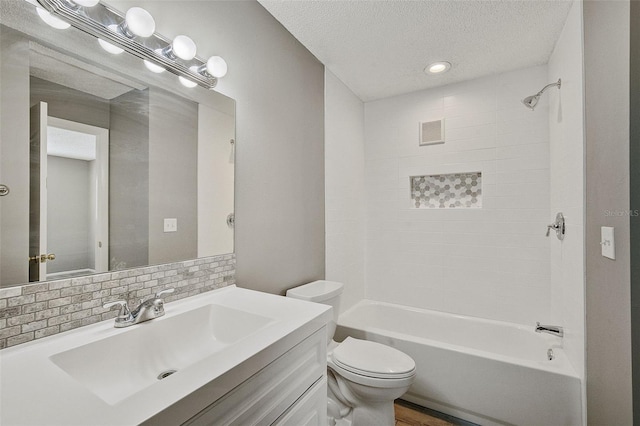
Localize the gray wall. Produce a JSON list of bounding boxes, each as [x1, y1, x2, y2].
[[148, 88, 198, 265], [631, 0, 640, 420], [110, 87, 199, 269], [109, 89, 150, 270], [0, 27, 30, 286], [584, 1, 633, 424], [110, 0, 326, 295]]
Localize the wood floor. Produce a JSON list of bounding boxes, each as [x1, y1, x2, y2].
[[394, 400, 463, 426]]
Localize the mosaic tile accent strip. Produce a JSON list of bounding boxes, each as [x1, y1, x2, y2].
[[0, 254, 235, 350], [410, 172, 482, 209]]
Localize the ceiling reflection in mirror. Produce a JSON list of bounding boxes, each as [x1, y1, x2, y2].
[[0, 0, 235, 288]]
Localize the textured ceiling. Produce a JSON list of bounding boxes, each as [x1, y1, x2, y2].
[[258, 0, 574, 102]]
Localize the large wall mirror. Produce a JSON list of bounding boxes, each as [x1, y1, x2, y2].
[[0, 0, 235, 288]]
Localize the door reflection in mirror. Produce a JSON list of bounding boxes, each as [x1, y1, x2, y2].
[[46, 118, 109, 280], [29, 103, 109, 282]]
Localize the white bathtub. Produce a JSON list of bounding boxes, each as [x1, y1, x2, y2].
[[335, 300, 582, 426]]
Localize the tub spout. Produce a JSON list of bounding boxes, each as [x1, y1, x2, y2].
[[535, 322, 563, 337]]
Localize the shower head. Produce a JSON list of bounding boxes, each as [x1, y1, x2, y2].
[[522, 94, 540, 110], [521, 78, 561, 111]]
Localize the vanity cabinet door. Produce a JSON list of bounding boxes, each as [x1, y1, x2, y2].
[[183, 328, 326, 426], [272, 376, 327, 426]]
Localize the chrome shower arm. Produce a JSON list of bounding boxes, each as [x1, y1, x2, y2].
[[522, 78, 561, 110], [537, 79, 562, 96]]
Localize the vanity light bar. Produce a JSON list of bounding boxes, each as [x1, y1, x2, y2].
[[35, 0, 219, 89]]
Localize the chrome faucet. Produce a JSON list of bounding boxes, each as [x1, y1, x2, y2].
[[535, 322, 563, 337], [103, 288, 175, 328]]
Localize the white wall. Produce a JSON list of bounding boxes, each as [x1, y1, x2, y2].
[[547, 0, 586, 400], [364, 66, 552, 325], [324, 71, 365, 312], [197, 104, 235, 258], [47, 156, 91, 273]]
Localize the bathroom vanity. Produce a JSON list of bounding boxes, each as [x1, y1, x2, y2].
[[0, 286, 331, 425]]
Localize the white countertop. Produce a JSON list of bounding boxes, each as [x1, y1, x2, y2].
[[0, 285, 331, 426]]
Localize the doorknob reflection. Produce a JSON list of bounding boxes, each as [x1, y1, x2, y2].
[[29, 253, 56, 263]]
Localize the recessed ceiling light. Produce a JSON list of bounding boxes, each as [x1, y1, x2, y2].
[[425, 61, 451, 74]]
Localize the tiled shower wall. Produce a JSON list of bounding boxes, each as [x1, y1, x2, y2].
[[0, 254, 235, 349], [364, 65, 552, 325], [548, 0, 586, 389], [325, 71, 366, 313]]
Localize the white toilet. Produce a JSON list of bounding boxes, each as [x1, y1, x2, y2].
[[286, 280, 416, 426]]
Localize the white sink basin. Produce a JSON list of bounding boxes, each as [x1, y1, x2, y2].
[[0, 285, 332, 426], [50, 304, 273, 405]]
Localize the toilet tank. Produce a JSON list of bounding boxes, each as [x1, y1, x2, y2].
[[286, 280, 344, 340]]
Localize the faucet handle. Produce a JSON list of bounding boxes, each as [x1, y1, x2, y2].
[[546, 212, 565, 240], [103, 300, 131, 319], [156, 288, 175, 298]]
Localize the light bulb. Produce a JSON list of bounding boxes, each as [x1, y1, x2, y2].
[[98, 39, 124, 54], [124, 7, 155, 38], [205, 56, 227, 78], [171, 35, 197, 61], [36, 7, 71, 30], [144, 60, 165, 73], [72, 0, 100, 6], [178, 76, 197, 88]]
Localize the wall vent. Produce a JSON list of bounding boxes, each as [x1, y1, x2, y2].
[[419, 119, 445, 146]]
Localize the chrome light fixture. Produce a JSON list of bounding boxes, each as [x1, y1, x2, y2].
[[36, 7, 70, 29], [70, 0, 100, 7], [120, 7, 155, 38], [35, 0, 227, 89], [201, 56, 228, 78], [162, 35, 197, 61]]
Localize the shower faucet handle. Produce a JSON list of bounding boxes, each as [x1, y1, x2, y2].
[[546, 212, 565, 240]]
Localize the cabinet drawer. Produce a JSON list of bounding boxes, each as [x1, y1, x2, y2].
[[273, 376, 327, 426], [184, 328, 326, 426]]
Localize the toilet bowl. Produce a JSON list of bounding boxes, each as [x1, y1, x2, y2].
[[286, 281, 416, 426]]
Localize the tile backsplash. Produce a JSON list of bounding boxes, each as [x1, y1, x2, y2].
[[0, 254, 235, 349]]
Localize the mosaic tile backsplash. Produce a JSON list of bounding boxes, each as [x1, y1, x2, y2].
[[410, 172, 482, 208], [0, 254, 235, 349]]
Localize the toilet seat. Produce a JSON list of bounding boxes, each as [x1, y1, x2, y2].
[[330, 337, 416, 383]]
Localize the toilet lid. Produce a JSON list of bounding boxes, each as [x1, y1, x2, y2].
[[332, 337, 416, 379]]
